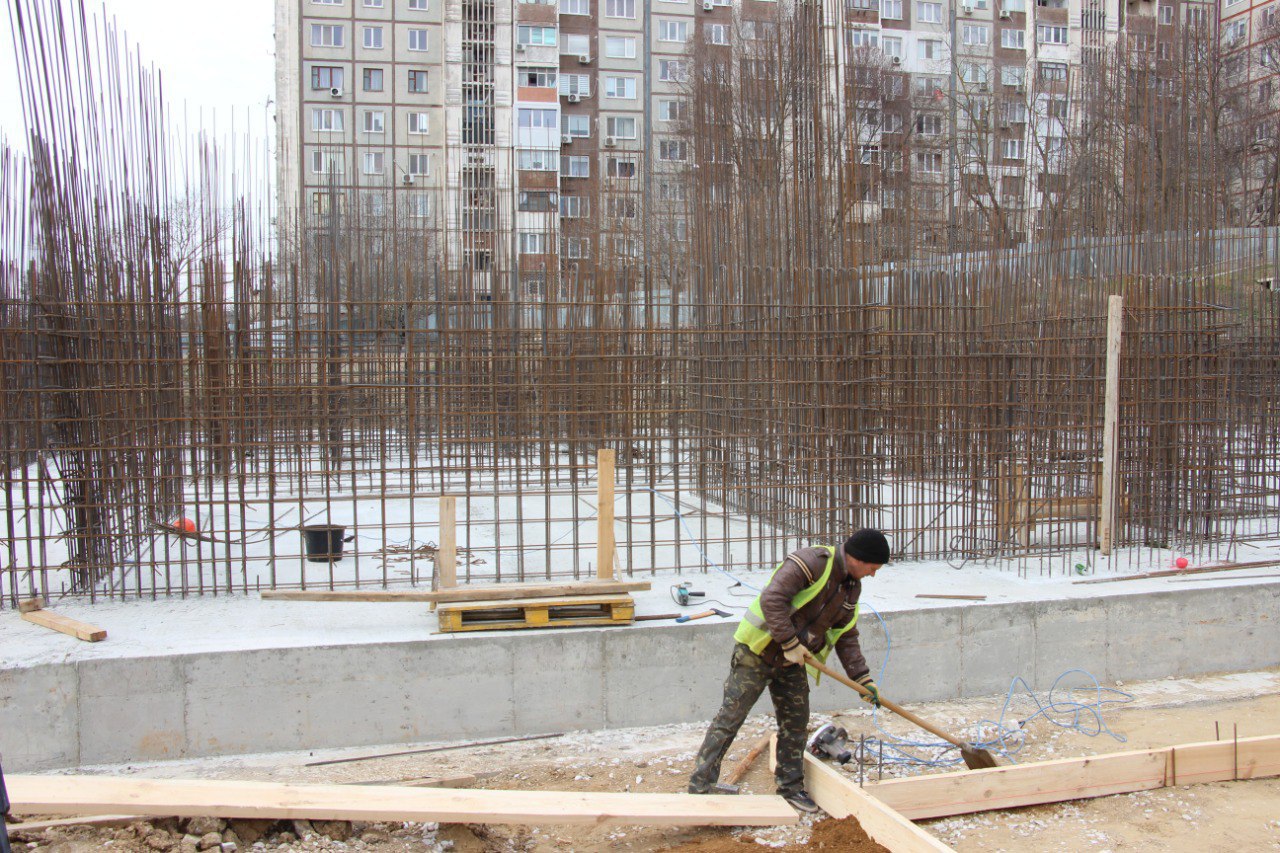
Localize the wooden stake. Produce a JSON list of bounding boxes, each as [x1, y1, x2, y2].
[[723, 734, 773, 787], [1099, 294, 1123, 555], [596, 449, 616, 581], [437, 496, 456, 590], [20, 602, 107, 642]]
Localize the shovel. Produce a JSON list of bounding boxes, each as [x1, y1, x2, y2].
[[804, 654, 1000, 770]]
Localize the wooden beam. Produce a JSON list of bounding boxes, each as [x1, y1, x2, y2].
[[4, 776, 799, 828], [20, 602, 107, 642], [864, 734, 1280, 821], [261, 580, 651, 604], [5, 815, 144, 834], [802, 754, 953, 852], [1099, 294, 1123, 555], [437, 496, 457, 590], [1074, 559, 1280, 585], [596, 449, 616, 581]]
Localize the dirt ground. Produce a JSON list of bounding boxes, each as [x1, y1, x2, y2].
[[7, 669, 1280, 852]]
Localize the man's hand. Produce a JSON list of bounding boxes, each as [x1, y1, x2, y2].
[[780, 638, 809, 667], [856, 674, 881, 707]]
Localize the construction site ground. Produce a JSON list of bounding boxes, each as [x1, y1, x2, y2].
[[8, 668, 1279, 853]]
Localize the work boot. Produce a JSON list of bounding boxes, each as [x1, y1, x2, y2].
[[780, 789, 820, 814]]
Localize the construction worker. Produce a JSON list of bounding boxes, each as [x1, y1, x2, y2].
[[687, 528, 890, 813]]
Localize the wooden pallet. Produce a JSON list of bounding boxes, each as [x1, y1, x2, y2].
[[436, 594, 634, 633]]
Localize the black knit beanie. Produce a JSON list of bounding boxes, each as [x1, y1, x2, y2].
[[844, 528, 890, 565]]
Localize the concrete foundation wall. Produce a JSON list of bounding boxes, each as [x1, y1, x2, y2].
[[2, 583, 1277, 771]]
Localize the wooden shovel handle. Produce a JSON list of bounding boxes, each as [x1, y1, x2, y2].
[[804, 654, 967, 749]]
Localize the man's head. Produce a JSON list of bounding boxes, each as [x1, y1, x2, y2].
[[842, 528, 890, 580]]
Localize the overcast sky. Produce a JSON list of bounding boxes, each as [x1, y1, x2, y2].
[[1, 0, 275, 158]]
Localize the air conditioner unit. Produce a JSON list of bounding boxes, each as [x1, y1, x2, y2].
[[604, 136, 617, 147], [578, 54, 592, 64], [999, 8, 1012, 17], [999, 120, 1011, 129], [567, 93, 581, 103], [702, 0, 715, 10], [561, 134, 573, 145], [516, 43, 526, 52], [1014, 83, 1025, 93], [978, 81, 989, 92], [961, 4, 973, 14], [329, 86, 343, 98], [891, 55, 902, 65], [403, 174, 415, 185]]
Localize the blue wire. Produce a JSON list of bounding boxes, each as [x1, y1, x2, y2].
[[645, 487, 761, 593]]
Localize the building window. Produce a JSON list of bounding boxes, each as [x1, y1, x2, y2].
[[311, 192, 347, 215], [882, 0, 903, 18], [519, 108, 558, 128], [517, 25, 557, 46], [521, 68, 557, 88], [1037, 25, 1068, 45], [560, 195, 587, 217], [562, 33, 591, 56], [362, 68, 384, 91], [605, 36, 637, 58], [311, 150, 344, 173], [606, 0, 636, 18], [363, 110, 385, 132], [847, 0, 876, 9], [913, 74, 946, 97], [606, 116, 638, 138], [363, 152, 384, 174], [408, 111, 429, 133], [519, 232, 548, 254], [1001, 64, 1026, 86], [562, 237, 590, 259], [607, 156, 638, 178], [313, 0, 342, 4], [1038, 61, 1067, 82], [659, 20, 689, 42], [658, 181, 687, 201], [918, 39, 941, 60], [517, 150, 558, 170], [1004, 100, 1028, 122], [407, 0, 427, 9], [363, 26, 383, 49], [408, 29, 429, 51], [408, 153, 430, 175], [606, 196, 638, 219], [560, 73, 591, 96], [408, 70, 429, 92], [915, 113, 943, 135], [561, 155, 590, 177], [562, 0, 590, 13], [408, 193, 431, 217], [962, 24, 990, 47], [882, 36, 904, 59], [917, 1, 942, 23], [658, 98, 688, 121], [1158, 4, 1172, 24], [1001, 28, 1024, 49], [562, 113, 590, 136], [915, 151, 943, 173], [658, 139, 688, 161], [310, 24, 344, 47], [1048, 97, 1068, 120], [518, 191, 558, 212], [364, 0, 383, 6], [311, 108, 344, 131], [659, 59, 689, 82], [363, 193, 385, 216], [311, 66, 344, 91], [848, 29, 879, 48], [1002, 138, 1024, 159], [604, 76, 637, 99]]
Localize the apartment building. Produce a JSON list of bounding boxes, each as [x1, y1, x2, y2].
[[276, 0, 1270, 286]]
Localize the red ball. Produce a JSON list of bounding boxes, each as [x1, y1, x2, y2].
[[178, 518, 197, 533], [1175, 557, 1188, 569]]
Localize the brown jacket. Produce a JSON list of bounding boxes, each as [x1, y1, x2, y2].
[[757, 546, 871, 681]]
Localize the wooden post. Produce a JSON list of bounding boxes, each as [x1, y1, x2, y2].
[[1099, 295, 1123, 555], [437, 496, 457, 590], [596, 449, 616, 581]]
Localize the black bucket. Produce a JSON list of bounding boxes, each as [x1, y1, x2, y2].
[[301, 525, 349, 563]]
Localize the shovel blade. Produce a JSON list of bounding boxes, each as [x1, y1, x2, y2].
[[960, 744, 1000, 770]]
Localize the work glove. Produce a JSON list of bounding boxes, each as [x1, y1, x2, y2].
[[856, 674, 881, 707], [780, 637, 809, 667]]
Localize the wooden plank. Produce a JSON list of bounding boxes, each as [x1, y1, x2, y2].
[[260, 580, 651, 604], [437, 496, 457, 590], [21, 607, 107, 642], [5, 815, 144, 833], [597, 448, 616, 581], [18, 597, 43, 613], [803, 754, 954, 852], [1074, 559, 1280, 585], [864, 735, 1280, 820], [1099, 294, 1123, 555], [5, 776, 799, 828]]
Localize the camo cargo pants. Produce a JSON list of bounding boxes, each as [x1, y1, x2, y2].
[[688, 642, 810, 796]]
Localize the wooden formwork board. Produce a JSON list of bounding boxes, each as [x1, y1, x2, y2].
[[435, 594, 635, 633], [4, 775, 799, 827], [261, 580, 651, 605]]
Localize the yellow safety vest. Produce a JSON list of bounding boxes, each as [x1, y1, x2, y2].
[[733, 546, 860, 681]]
